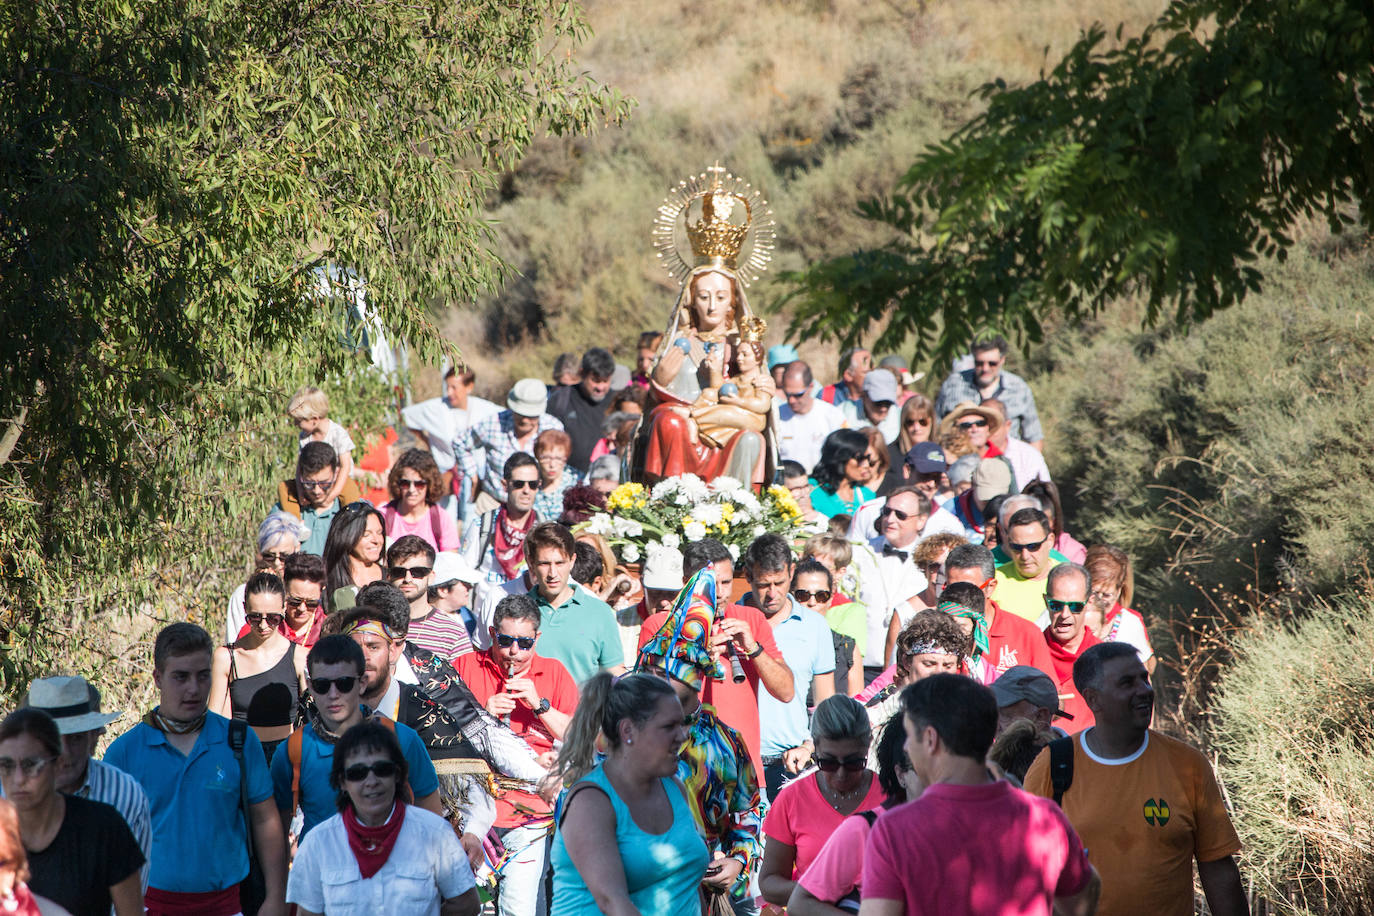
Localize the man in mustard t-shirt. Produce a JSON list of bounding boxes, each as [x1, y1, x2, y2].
[[1024, 642, 1248, 916], [994, 507, 1060, 627]]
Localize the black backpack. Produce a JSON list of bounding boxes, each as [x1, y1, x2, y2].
[[1048, 735, 1075, 805]]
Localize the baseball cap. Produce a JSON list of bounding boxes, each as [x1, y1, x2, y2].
[[971, 457, 1015, 503], [432, 551, 481, 587], [861, 368, 899, 403], [767, 344, 800, 370], [904, 444, 948, 475], [642, 543, 685, 592], [991, 665, 1072, 720], [507, 378, 548, 418]]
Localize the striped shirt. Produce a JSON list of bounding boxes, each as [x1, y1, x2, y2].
[[74, 758, 153, 894], [408, 608, 474, 662]]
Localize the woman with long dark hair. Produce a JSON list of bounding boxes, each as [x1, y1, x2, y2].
[[287, 720, 479, 916], [809, 429, 877, 520], [322, 501, 387, 612], [550, 672, 707, 916]]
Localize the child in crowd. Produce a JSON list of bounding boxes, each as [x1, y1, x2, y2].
[[288, 386, 355, 507]]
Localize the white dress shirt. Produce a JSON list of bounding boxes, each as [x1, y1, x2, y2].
[[849, 536, 929, 668]]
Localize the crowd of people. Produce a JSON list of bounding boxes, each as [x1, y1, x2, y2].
[[0, 333, 1248, 916]]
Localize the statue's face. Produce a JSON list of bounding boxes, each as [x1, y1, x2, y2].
[[736, 342, 759, 373], [690, 272, 733, 333]]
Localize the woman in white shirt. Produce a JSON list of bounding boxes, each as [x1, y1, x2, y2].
[[287, 721, 479, 916]]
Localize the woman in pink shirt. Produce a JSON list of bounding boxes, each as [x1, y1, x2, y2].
[[759, 695, 886, 908], [786, 715, 923, 914], [379, 449, 459, 553]]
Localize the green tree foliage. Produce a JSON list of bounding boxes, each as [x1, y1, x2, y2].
[[781, 0, 1374, 362], [0, 0, 626, 689]]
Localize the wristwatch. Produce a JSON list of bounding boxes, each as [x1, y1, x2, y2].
[[745, 643, 765, 659], [535, 698, 551, 715]]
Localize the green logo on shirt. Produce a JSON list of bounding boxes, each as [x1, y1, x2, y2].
[[1143, 798, 1171, 826]]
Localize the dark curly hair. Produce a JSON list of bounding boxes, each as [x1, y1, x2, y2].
[[387, 448, 444, 507], [812, 428, 871, 496], [896, 609, 971, 670]]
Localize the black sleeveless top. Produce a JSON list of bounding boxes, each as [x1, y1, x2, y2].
[[228, 642, 299, 728]]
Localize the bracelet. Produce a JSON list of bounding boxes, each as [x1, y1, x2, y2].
[[745, 643, 764, 659]]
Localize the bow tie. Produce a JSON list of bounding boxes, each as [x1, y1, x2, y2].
[[882, 545, 909, 562]]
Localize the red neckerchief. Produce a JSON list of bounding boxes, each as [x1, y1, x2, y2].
[[1044, 628, 1102, 684], [492, 508, 536, 580], [983, 441, 1005, 458], [343, 802, 407, 879]]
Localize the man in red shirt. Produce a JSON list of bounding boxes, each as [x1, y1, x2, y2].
[[454, 593, 577, 916], [638, 538, 793, 781], [944, 544, 1055, 682], [1042, 562, 1100, 730]]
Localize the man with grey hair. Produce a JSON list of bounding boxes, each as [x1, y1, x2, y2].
[[1025, 642, 1247, 916], [586, 454, 620, 495], [1041, 562, 1099, 728]]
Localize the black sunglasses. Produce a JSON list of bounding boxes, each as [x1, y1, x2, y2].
[[343, 760, 399, 782], [495, 634, 536, 650], [285, 596, 322, 610], [260, 551, 297, 563], [310, 676, 358, 695], [792, 588, 832, 603], [507, 479, 539, 490], [1008, 538, 1048, 554], [879, 506, 914, 521], [956, 418, 989, 430], [389, 565, 433, 580], [396, 478, 427, 490], [246, 613, 284, 627], [814, 753, 867, 774], [1045, 598, 1088, 615]]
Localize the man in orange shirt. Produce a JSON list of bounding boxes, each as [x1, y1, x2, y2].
[[1024, 642, 1247, 916], [637, 538, 793, 781], [454, 594, 578, 916]]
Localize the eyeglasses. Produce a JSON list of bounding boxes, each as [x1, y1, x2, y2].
[[246, 613, 285, 627], [396, 478, 427, 490], [1089, 590, 1119, 605], [783, 389, 809, 400], [1044, 598, 1088, 615], [388, 565, 433, 580], [792, 588, 832, 603], [879, 506, 914, 522], [343, 760, 400, 782], [973, 358, 1002, 368], [285, 596, 323, 610], [956, 418, 988, 430], [923, 565, 947, 588], [507, 479, 539, 490], [260, 551, 297, 563], [299, 477, 337, 491], [538, 453, 568, 463], [0, 756, 57, 779], [1008, 538, 1048, 554], [813, 753, 867, 774], [309, 676, 358, 695], [495, 634, 536, 650]]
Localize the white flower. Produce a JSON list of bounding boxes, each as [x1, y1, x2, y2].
[[612, 517, 644, 538], [683, 521, 708, 541], [727, 543, 741, 560], [692, 503, 724, 526], [651, 479, 680, 501], [710, 476, 743, 493], [584, 514, 615, 536], [621, 543, 642, 563], [661, 532, 682, 549], [753, 525, 767, 537]]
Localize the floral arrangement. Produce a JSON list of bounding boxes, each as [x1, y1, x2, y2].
[[581, 474, 807, 563]]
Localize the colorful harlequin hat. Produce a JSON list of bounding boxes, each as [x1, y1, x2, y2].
[[636, 566, 725, 691]]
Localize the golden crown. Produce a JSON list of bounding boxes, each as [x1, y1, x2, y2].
[[653, 165, 776, 287], [737, 315, 767, 344]]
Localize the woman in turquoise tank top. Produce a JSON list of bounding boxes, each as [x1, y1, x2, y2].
[[550, 672, 709, 916]]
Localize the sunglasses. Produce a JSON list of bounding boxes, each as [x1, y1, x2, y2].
[[495, 634, 536, 650], [792, 588, 832, 604], [260, 551, 297, 563], [973, 358, 1002, 368], [956, 418, 989, 430], [1008, 538, 1048, 554], [396, 478, 427, 490], [904, 417, 931, 427], [783, 389, 809, 400], [310, 676, 358, 695], [1045, 598, 1088, 615], [299, 477, 336, 491], [507, 479, 539, 491], [0, 756, 57, 779], [246, 613, 285, 627], [388, 565, 433, 580], [814, 753, 867, 774], [850, 454, 877, 466], [343, 760, 400, 782], [285, 596, 322, 610], [879, 506, 915, 521]]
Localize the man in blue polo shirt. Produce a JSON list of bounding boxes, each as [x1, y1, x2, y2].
[[105, 622, 288, 916], [743, 535, 835, 799], [269, 634, 443, 840]]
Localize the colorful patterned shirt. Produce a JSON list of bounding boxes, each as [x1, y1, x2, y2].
[[677, 706, 764, 899]]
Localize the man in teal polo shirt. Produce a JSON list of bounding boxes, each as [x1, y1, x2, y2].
[[523, 522, 624, 685], [268, 635, 443, 839], [105, 622, 288, 916]]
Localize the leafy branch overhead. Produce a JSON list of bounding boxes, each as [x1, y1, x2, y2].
[[781, 0, 1373, 363]]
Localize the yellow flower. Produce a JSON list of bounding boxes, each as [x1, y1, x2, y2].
[[606, 481, 645, 513]]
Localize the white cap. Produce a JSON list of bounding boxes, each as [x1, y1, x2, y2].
[[641, 542, 685, 591], [432, 551, 481, 587], [507, 378, 549, 418]]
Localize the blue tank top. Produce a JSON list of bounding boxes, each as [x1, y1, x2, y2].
[[550, 763, 709, 916]]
